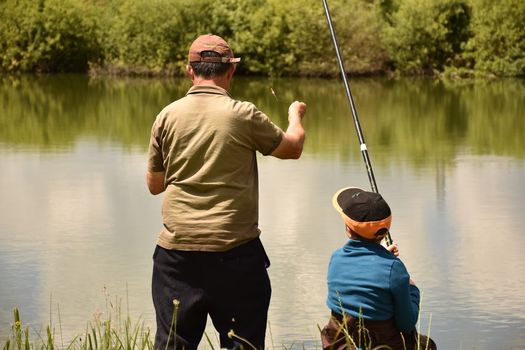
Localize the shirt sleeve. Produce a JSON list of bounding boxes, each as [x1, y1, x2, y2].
[[247, 105, 284, 155], [147, 116, 165, 172], [389, 259, 420, 333]]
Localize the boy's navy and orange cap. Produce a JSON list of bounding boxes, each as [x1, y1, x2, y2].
[[188, 34, 241, 63], [332, 187, 392, 240]]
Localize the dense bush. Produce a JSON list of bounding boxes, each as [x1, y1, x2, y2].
[[466, 0, 525, 76], [0, 0, 523, 77], [312, 0, 388, 75], [100, 0, 443, 77], [99, 0, 222, 75], [209, 0, 296, 76], [210, 0, 388, 76], [0, 0, 101, 73], [382, 0, 472, 75]]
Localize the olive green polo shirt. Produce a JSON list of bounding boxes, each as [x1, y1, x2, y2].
[[147, 85, 284, 251]]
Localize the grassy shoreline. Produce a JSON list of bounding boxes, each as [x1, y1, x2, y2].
[[2, 307, 434, 350]]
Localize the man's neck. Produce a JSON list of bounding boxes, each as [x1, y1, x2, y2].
[[192, 76, 230, 91]]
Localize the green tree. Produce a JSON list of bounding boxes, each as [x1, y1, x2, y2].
[[0, 0, 101, 73], [466, 0, 525, 76], [382, 0, 472, 74], [220, 0, 388, 76], [102, 0, 203, 74]]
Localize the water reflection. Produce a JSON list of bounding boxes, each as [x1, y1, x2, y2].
[[1, 75, 524, 159], [0, 75, 524, 349]]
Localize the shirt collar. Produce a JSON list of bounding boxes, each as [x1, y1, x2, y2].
[[186, 85, 231, 97], [345, 238, 377, 249]]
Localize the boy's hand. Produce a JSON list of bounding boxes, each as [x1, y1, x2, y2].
[[386, 243, 399, 257]]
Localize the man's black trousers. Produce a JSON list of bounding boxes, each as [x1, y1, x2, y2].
[[152, 238, 272, 350]]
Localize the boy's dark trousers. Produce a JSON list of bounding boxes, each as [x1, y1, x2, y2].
[[321, 311, 437, 350], [152, 238, 271, 350]]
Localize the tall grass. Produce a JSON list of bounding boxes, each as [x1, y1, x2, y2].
[[2, 288, 154, 350], [1, 307, 154, 350], [2, 296, 433, 350]]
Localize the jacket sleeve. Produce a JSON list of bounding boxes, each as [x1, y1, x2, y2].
[[389, 259, 420, 332]]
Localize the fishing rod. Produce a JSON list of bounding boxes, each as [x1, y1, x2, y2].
[[322, 0, 392, 244]]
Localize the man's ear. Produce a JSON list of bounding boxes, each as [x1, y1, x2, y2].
[[186, 64, 194, 78], [227, 64, 236, 79]]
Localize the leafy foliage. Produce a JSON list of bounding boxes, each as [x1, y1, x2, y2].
[[0, 0, 523, 76], [0, 0, 102, 73], [466, 0, 525, 76], [382, 0, 472, 75]]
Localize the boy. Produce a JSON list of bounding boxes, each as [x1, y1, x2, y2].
[[321, 187, 436, 350]]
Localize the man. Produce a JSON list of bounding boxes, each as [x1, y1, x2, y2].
[[321, 187, 436, 350], [146, 34, 306, 350]]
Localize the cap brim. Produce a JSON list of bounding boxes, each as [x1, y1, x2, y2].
[[332, 187, 361, 215]]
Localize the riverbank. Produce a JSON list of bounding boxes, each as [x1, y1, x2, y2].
[[2, 306, 434, 350]]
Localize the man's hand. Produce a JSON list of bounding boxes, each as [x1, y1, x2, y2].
[[271, 101, 307, 159], [288, 101, 307, 122]]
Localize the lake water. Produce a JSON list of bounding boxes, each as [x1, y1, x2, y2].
[[1, 75, 524, 349]]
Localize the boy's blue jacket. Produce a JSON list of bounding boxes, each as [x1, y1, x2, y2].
[[326, 239, 420, 333]]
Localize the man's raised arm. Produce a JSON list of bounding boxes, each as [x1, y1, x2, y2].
[[271, 101, 307, 159]]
